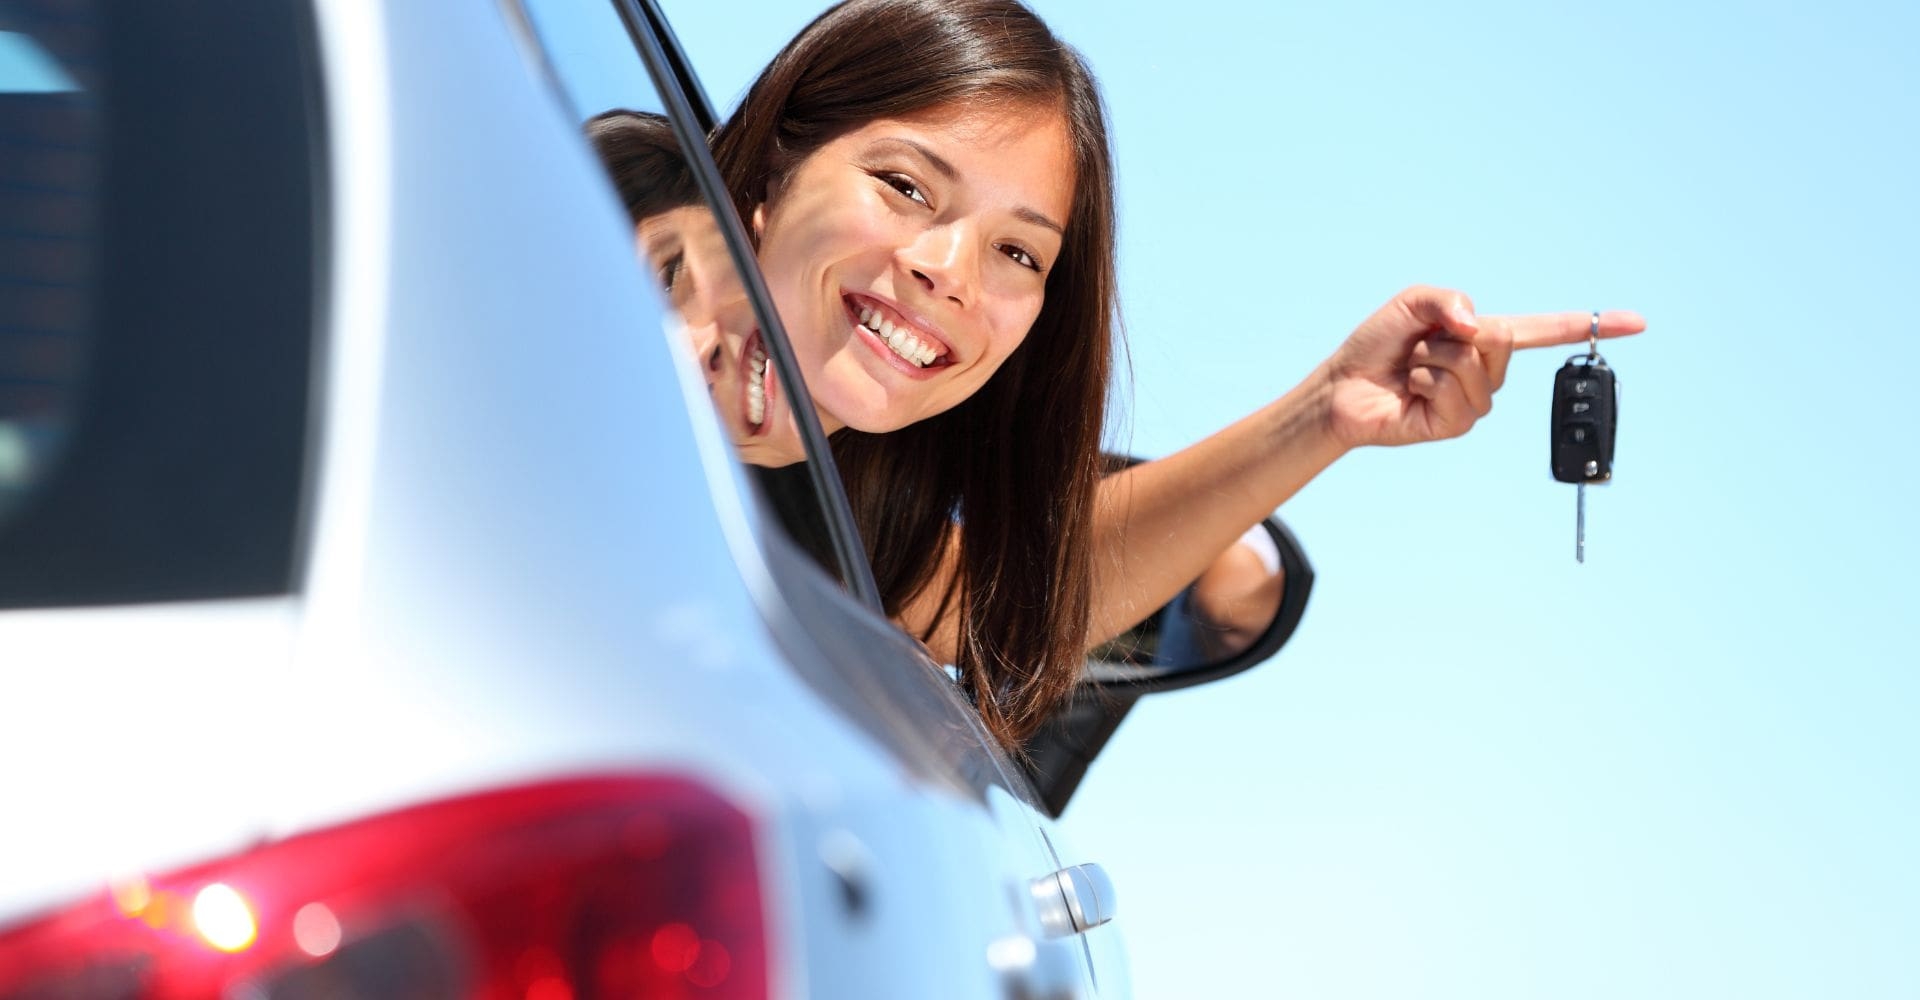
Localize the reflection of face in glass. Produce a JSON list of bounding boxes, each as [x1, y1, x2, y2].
[[634, 206, 806, 467], [752, 104, 1074, 436], [589, 110, 808, 467]]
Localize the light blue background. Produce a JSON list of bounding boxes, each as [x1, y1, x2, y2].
[[660, 1, 1920, 996]]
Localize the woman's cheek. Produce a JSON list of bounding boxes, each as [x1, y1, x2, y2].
[[989, 294, 1044, 358], [838, 211, 904, 267]]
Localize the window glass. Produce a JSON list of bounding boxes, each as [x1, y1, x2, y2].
[[0, 4, 316, 607], [514, 0, 846, 586]]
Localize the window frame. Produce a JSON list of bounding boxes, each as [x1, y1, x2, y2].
[[607, 0, 885, 613]]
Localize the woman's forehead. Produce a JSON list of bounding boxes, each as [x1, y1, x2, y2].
[[896, 97, 1062, 137]]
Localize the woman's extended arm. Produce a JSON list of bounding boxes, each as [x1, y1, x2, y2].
[[1087, 361, 1343, 646], [1085, 287, 1646, 647]]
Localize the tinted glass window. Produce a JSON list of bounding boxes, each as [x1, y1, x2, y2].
[[0, 3, 317, 607], [0, 14, 96, 527]]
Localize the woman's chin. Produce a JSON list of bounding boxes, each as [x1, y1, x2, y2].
[[812, 389, 919, 436], [734, 420, 808, 467], [729, 439, 798, 466]]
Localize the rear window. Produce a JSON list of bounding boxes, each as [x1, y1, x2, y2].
[[0, 3, 319, 607]]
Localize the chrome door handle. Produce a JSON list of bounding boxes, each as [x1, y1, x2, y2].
[[1030, 862, 1116, 937]]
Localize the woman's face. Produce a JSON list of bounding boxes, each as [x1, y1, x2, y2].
[[638, 205, 806, 466], [753, 103, 1075, 434]]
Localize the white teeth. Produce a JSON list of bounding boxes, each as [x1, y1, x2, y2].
[[747, 347, 768, 425], [852, 301, 941, 368]]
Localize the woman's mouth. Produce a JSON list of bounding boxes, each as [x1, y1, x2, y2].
[[844, 294, 950, 370]]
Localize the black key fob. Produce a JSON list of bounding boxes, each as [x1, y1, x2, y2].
[[1551, 355, 1617, 484]]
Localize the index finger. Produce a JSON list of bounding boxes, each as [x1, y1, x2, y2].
[[1486, 310, 1647, 351]]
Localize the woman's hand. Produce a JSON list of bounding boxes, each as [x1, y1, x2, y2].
[[1081, 286, 1644, 652], [1320, 286, 1646, 450]]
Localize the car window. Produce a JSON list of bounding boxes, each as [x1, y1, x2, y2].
[[512, 0, 868, 597], [0, 4, 317, 607]]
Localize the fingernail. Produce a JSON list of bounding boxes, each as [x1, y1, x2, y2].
[[1449, 304, 1479, 330]]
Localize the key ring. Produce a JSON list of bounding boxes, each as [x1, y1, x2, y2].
[[1588, 310, 1600, 359]]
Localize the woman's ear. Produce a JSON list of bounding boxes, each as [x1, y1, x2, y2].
[[751, 172, 787, 240]]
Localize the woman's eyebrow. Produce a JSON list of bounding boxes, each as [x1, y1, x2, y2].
[[1012, 206, 1064, 237], [871, 136, 1065, 237], [640, 229, 682, 258], [872, 136, 958, 179]]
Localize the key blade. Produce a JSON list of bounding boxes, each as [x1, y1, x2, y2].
[[1576, 483, 1586, 563]]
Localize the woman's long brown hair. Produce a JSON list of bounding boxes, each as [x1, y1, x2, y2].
[[713, 0, 1117, 748]]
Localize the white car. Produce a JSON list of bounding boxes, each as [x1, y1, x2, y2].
[[0, 2, 1311, 998]]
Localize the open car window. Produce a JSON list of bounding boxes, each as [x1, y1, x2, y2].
[[511, 0, 865, 597]]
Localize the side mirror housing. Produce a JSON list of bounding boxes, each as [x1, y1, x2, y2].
[[1020, 513, 1315, 817], [1082, 515, 1314, 696]]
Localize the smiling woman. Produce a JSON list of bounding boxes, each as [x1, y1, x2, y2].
[[713, 0, 1119, 745]]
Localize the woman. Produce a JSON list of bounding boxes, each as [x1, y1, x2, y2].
[[602, 1, 1644, 747], [710, 0, 1121, 748]]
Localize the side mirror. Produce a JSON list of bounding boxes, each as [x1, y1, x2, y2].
[[1083, 515, 1314, 695], [1020, 513, 1315, 817]]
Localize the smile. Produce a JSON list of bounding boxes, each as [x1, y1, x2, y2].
[[844, 293, 950, 370]]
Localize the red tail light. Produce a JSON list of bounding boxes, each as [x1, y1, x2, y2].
[[0, 775, 767, 999]]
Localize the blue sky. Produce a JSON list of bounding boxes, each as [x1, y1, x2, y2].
[[660, 1, 1920, 996]]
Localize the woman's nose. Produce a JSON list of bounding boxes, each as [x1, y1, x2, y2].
[[685, 321, 725, 379], [903, 225, 977, 307]]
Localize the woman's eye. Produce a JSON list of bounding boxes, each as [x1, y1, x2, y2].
[[658, 251, 686, 291], [881, 173, 929, 207], [998, 244, 1042, 272]]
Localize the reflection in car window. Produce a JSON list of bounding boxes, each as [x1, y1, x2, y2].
[[515, 0, 844, 586]]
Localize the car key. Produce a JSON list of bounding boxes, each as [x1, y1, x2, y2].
[[1550, 312, 1618, 563]]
